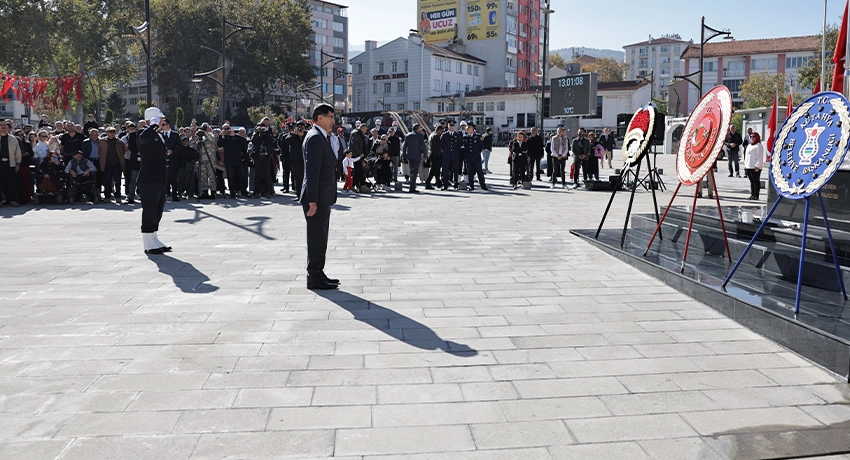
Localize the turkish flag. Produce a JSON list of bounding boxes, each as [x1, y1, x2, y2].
[[787, 94, 794, 119], [766, 93, 778, 162], [831, 0, 849, 92]]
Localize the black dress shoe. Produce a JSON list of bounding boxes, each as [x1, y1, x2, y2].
[[307, 280, 339, 290], [159, 246, 172, 252], [325, 278, 340, 285], [145, 247, 166, 255]]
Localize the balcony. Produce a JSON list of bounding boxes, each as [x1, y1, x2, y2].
[[723, 70, 745, 77], [506, 66, 517, 73]]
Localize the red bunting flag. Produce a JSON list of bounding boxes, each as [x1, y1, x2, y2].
[[831, 0, 849, 92]]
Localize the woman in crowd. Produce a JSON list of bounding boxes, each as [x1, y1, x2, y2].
[[743, 132, 766, 201], [33, 130, 49, 170], [511, 132, 529, 189], [586, 131, 601, 182], [38, 152, 64, 195], [196, 125, 219, 199]]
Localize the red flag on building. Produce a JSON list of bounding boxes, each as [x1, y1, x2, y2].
[[831, 0, 849, 92], [766, 93, 778, 162], [814, 77, 821, 94], [787, 94, 794, 119]]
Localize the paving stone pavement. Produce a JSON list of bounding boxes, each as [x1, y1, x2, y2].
[[1, 149, 850, 460]]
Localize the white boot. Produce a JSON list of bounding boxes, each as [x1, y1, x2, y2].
[[151, 232, 169, 250], [143, 233, 156, 251]]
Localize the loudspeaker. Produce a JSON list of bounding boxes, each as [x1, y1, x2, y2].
[[652, 112, 666, 143], [585, 180, 613, 191], [394, 181, 403, 192], [609, 175, 623, 190], [522, 181, 532, 190]]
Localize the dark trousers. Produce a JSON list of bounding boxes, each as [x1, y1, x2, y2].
[[585, 155, 600, 180], [466, 154, 485, 187], [252, 155, 272, 195], [573, 157, 585, 184], [408, 158, 420, 191], [441, 153, 459, 187], [745, 168, 761, 198], [528, 156, 542, 179], [91, 161, 102, 198], [426, 159, 442, 187], [291, 165, 304, 197], [280, 164, 291, 192], [512, 156, 528, 185], [546, 153, 553, 177], [552, 158, 567, 185], [728, 149, 740, 175], [103, 164, 123, 199], [303, 203, 331, 282], [0, 165, 19, 203], [225, 161, 247, 197], [126, 169, 140, 198], [138, 183, 167, 233]]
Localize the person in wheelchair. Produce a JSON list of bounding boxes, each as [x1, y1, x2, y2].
[[37, 152, 64, 195], [65, 150, 97, 202]]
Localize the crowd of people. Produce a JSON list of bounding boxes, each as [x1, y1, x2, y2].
[[0, 112, 638, 209]]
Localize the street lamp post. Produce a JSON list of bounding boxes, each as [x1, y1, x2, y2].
[[194, 16, 252, 124], [409, 29, 426, 112], [123, 0, 151, 105], [540, 2, 554, 131], [636, 68, 655, 101], [319, 50, 345, 108], [697, 17, 733, 98]]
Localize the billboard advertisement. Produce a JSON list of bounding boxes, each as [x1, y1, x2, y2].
[[550, 73, 599, 117], [418, 0, 460, 44], [466, 0, 499, 41]]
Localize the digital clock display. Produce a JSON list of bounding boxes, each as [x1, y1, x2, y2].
[[550, 73, 597, 117]]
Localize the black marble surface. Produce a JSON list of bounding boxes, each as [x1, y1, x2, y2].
[[768, 170, 850, 232], [573, 225, 850, 380]]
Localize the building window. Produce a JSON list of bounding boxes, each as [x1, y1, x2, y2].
[[404, 61, 408, 71], [456, 62, 462, 73], [392, 61, 398, 72], [751, 58, 778, 71], [315, 34, 327, 45], [661, 57, 670, 64], [703, 61, 717, 72], [508, 36, 518, 51], [333, 37, 344, 48], [786, 56, 813, 68], [527, 113, 536, 127], [334, 84, 344, 94], [507, 116, 514, 126], [661, 45, 670, 52], [448, 103, 455, 111], [322, 84, 328, 93], [476, 86, 481, 91], [437, 102, 445, 111], [497, 101, 505, 111], [435, 58, 442, 70], [519, 60, 524, 69], [446, 81, 451, 93], [433, 79, 441, 91], [356, 63, 362, 74], [456, 83, 461, 92], [384, 82, 391, 93], [413, 102, 420, 110], [333, 21, 344, 32], [596, 96, 603, 118], [467, 64, 472, 75], [378, 62, 384, 73], [444, 60, 451, 71], [397, 82, 405, 93], [315, 18, 327, 28], [485, 117, 493, 126], [674, 45, 681, 52], [518, 77, 524, 87], [474, 66, 480, 76], [476, 102, 484, 111], [639, 47, 648, 56], [486, 102, 494, 111], [397, 103, 405, 110], [506, 73, 516, 87], [372, 83, 377, 94], [465, 84, 470, 92]]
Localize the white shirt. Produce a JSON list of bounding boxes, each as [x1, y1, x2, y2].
[[342, 155, 360, 170], [743, 142, 766, 169]]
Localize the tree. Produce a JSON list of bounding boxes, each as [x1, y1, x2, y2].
[[106, 91, 127, 119], [798, 23, 839, 91], [579, 57, 629, 82], [148, 0, 316, 114], [247, 106, 274, 125], [740, 73, 799, 109], [548, 52, 568, 70], [201, 97, 219, 122], [104, 109, 114, 124], [176, 107, 185, 128], [137, 100, 157, 118], [0, 0, 138, 121]]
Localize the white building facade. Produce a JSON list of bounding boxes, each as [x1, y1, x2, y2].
[[623, 35, 689, 101], [681, 35, 818, 113], [350, 35, 486, 114]]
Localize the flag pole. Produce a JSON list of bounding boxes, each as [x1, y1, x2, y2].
[[845, 0, 850, 97], [824, 0, 828, 93]]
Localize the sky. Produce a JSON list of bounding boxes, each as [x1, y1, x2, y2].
[[346, 0, 846, 52]]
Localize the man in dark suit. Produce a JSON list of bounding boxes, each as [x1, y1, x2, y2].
[[299, 104, 340, 290], [136, 107, 173, 255], [157, 118, 183, 201]]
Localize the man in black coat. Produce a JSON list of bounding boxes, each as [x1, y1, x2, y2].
[[277, 123, 293, 193], [571, 128, 591, 189], [300, 103, 340, 290], [527, 127, 545, 181], [158, 118, 182, 201], [725, 125, 743, 178], [136, 107, 173, 255], [425, 125, 443, 189], [288, 121, 308, 198]]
